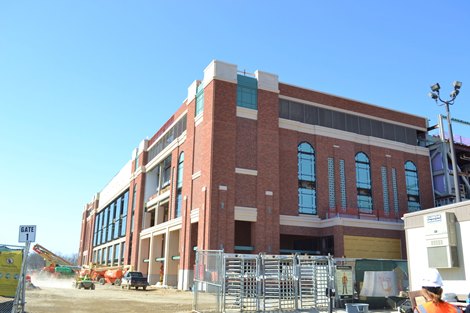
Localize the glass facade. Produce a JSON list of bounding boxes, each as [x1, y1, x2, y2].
[[93, 190, 129, 248]]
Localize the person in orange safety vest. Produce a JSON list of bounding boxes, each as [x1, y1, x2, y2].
[[414, 268, 462, 313]]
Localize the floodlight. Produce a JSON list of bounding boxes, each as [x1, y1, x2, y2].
[[450, 89, 459, 98], [430, 83, 441, 92], [428, 92, 438, 100], [453, 81, 462, 90]]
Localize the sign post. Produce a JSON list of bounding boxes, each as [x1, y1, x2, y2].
[[12, 225, 36, 313]]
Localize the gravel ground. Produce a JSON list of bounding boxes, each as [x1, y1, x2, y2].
[[23, 277, 195, 313]]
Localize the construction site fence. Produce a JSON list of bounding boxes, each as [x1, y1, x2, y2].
[[193, 250, 334, 313], [0, 244, 25, 313]]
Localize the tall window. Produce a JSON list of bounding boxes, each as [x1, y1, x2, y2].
[[195, 84, 204, 116], [298, 142, 316, 214], [237, 75, 258, 109], [405, 161, 421, 212], [131, 184, 137, 233], [355, 152, 373, 213], [114, 198, 121, 239], [107, 202, 115, 242], [114, 244, 120, 263], [175, 152, 184, 218], [101, 208, 108, 244], [120, 191, 128, 237], [162, 156, 171, 188]]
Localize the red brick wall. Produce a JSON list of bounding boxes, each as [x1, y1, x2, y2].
[[236, 118, 257, 169]]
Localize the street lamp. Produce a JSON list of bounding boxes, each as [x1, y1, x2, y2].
[[429, 81, 463, 202]]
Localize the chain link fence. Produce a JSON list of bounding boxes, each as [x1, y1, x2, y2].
[[193, 250, 334, 313], [0, 297, 14, 313]]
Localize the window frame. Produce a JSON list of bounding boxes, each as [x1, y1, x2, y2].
[[297, 142, 317, 215]]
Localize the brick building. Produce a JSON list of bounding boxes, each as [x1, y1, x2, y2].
[[78, 60, 434, 290]]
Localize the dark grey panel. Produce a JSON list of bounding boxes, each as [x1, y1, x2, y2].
[[332, 111, 346, 131], [279, 99, 290, 119], [370, 119, 383, 138], [290, 101, 304, 122], [346, 114, 359, 133], [383, 122, 395, 141], [319, 108, 332, 128], [359, 117, 371, 136], [405, 128, 418, 145], [305, 105, 318, 125], [395, 125, 407, 143]]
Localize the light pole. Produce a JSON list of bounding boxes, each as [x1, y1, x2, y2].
[[429, 81, 463, 203]]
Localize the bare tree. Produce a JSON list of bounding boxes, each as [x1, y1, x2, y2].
[[27, 252, 45, 271]]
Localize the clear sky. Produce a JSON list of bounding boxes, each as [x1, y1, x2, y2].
[[1, 1, 469, 256]]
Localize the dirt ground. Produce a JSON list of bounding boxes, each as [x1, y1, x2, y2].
[[23, 277, 195, 313]]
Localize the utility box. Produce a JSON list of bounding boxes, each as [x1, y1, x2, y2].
[[424, 212, 458, 268]]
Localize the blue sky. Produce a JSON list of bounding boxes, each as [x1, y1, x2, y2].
[[1, 1, 469, 255]]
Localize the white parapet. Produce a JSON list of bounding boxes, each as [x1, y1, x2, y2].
[[203, 60, 237, 87]]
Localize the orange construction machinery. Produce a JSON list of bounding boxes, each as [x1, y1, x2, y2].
[[32, 244, 78, 277], [80, 264, 131, 286]]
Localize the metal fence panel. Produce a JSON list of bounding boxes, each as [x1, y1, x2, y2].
[[193, 250, 225, 313], [194, 251, 334, 313]]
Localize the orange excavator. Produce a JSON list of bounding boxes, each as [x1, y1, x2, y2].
[[80, 264, 131, 286], [32, 244, 78, 277]]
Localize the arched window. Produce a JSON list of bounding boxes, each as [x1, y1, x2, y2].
[[175, 152, 184, 218], [405, 161, 420, 212], [298, 142, 316, 214], [355, 152, 373, 213]]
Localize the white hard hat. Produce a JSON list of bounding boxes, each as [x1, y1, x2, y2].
[[422, 268, 443, 287]]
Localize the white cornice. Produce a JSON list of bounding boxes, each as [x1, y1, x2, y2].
[[195, 113, 203, 127], [146, 190, 171, 210], [236, 107, 258, 120], [190, 208, 199, 223], [234, 206, 257, 222], [280, 214, 403, 231], [140, 217, 182, 240]]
